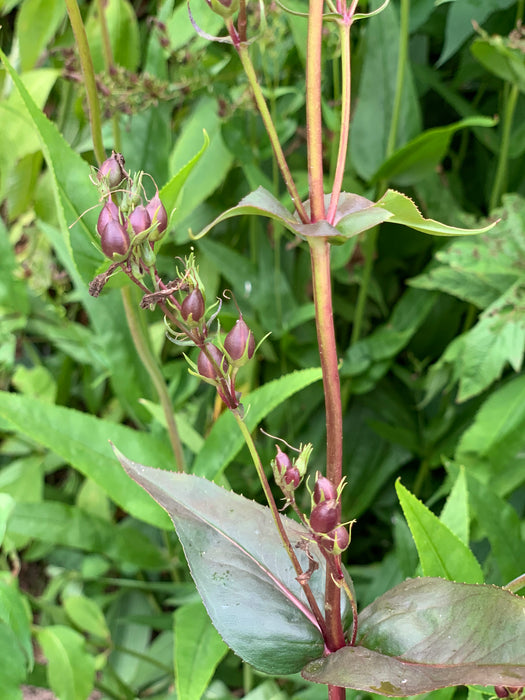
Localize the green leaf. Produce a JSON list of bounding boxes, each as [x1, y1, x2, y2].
[[8, 501, 166, 569], [374, 189, 499, 237], [371, 117, 497, 186], [438, 0, 515, 66], [303, 578, 525, 694], [191, 368, 322, 479], [37, 625, 96, 700], [0, 623, 27, 699], [64, 595, 111, 641], [0, 391, 171, 529], [428, 283, 525, 403], [174, 602, 228, 700], [395, 481, 484, 583], [0, 580, 33, 669], [169, 97, 234, 233], [439, 466, 469, 545], [86, 0, 140, 72], [471, 34, 525, 93], [15, 0, 66, 71], [0, 494, 15, 548], [116, 458, 351, 674], [456, 374, 525, 494], [160, 129, 209, 224]]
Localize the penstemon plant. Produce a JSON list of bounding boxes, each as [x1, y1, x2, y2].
[[29, 0, 525, 697]]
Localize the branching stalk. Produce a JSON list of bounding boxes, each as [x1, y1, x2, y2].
[[64, 0, 105, 164], [327, 23, 351, 224], [237, 44, 309, 223], [233, 414, 328, 638], [306, 0, 326, 221], [122, 288, 186, 472]]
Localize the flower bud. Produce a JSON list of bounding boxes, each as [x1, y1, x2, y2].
[[495, 690, 510, 699], [97, 201, 120, 236], [310, 499, 340, 534], [181, 288, 205, 323], [197, 345, 228, 380], [321, 525, 350, 555], [98, 153, 125, 189], [284, 465, 301, 489], [275, 445, 292, 474], [224, 316, 255, 364], [129, 205, 151, 236], [100, 219, 130, 259], [146, 191, 168, 238], [207, 0, 240, 18], [313, 474, 338, 504]]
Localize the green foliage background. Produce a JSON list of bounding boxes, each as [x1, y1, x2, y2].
[[0, 0, 524, 698]]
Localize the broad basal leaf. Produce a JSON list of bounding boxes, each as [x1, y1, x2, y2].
[[303, 577, 525, 695], [117, 453, 351, 675]]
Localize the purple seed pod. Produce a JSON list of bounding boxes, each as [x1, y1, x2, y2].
[[97, 201, 120, 236], [146, 191, 168, 235], [97, 153, 125, 189], [309, 499, 340, 534], [197, 345, 228, 380], [224, 316, 255, 362], [313, 474, 338, 504], [284, 465, 301, 489], [274, 445, 292, 475], [100, 219, 130, 259], [128, 205, 151, 235], [495, 690, 510, 699], [181, 288, 205, 323], [325, 525, 350, 554]]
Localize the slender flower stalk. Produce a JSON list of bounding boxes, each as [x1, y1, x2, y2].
[[327, 22, 351, 224], [233, 414, 328, 638], [64, 0, 105, 164], [237, 44, 309, 223], [306, 0, 326, 221]]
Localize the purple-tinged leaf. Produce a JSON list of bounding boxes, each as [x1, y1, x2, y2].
[[303, 577, 525, 695], [193, 187, 392, 244], [116, 451, 352, 674]]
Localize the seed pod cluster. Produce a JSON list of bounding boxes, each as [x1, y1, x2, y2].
[[272, 445, 302, 493], [224, 316, 255, 366]]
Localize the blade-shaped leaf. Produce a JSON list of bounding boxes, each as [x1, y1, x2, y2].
[[371, 117, 497, 186], [395, 480, 484, 584], [116, 454, 351, 674], [303, 577, 525, 695], [374, 190, 499, 236]]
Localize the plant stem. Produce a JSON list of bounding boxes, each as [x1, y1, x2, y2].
[[327, 22, 351, 224], [64, 0, 105, 164], [233, 413, 328, 638], [237, 44, 309, 223], [306, 0, 326, 221], [309, 238, 345, 655], [122, 287, 186, 471], [96, 0, 122, 152], [490, 82, 518, 212]]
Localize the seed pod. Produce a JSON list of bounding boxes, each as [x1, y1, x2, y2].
[[284, 465, 301, 489], [310, 499, 340, 534], [323, 525, 350, 555], [181, 289, 205, 323], [313, 474, 338, 504], [274, 446, 292, 475], [100, 219, 130, 259], [197, 345, 228, 380], [97, 201, 120, 236], [146, 190, 168, 237], [224, 317, 255, 362], [98, 153, 125, 189], [495, 689, 510, 699], [129, 205, 151, 235]]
